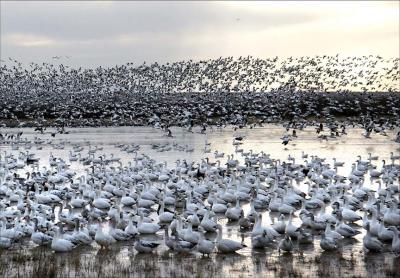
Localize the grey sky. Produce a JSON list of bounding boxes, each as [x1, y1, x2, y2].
[[1, 1, 399, 67]]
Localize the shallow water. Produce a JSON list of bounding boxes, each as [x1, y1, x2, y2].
[[0, 125, 399, 277]]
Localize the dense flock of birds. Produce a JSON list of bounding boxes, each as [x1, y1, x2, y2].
[[0, 55, 399, 258], [0, 131, 399, 256], [0, 55, 399, 129]]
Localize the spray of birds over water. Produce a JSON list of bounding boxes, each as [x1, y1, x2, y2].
[[0, 55, 399, 277]]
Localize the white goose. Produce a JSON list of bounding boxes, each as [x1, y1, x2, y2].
[[109, 219, 130, 241], [51, 225, 75, 252], [285, 212, 300, 239], [216, 224, 246, 253], [363, 223, 384, 252], [252, 213, 280, 240], [325, 224, 342, 241], [92, 191, 111, 209], [183, 222, 200, 244], [134, 240, 160, 253], [94, 224, 116, 249], [124, 215, 138, 238], [31, 218, 53, 246], [158, 199, 174, 223], [138, 214, 160, 234], [200, 210, 218, 233], [387, 227, 400, 255], [383, 202, 400, 226], [197, 227, 215, 255], [335, 219, 361, 238], [70, 192, 88, 208], [225, 198, 243, 221], [320, 234, 338, 251], [252, 229, 275, 249], [0, 237, 11, 249], [72, 219, 93, 245], [377, 221, 394, 242], [278, 234, 294, 253]]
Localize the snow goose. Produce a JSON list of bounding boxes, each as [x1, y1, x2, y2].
[[197, 226, 215, 255], [272, 214, 286, 234], [383, 202, 400, 226], [31, 218, 52, 246], [183, 222, 200, 244], [252, 229, 275, 249], [387, 227, 400, 255], [363, 223, 384, 252], [335, 219, 360, 238], [121, 192, 136, 206], [200, 210, 218, 233], [134, 240, 160, 253], [325, 224, 342, 240], [109, 219, 130, 241], [377, 221, 394, 242], [92, 191, 111, 210], [51, 224, 75, 252], [124, 215, 138, 238], [246, 201, 257, 223], [238, 211, 253, 230], [70, 191, 88, 208], [72, 219, 93, 245], [225, 198, 243, 221], [95, 224, 116, 249], [0, 237, 11, 249], [165, 226, 195, 253], [252, 213, 280, 240], [216, 224, 246, 253], [187, 210, 200, 227], [158, 199, 174, 223], [320, 234, 338, 251], [278, 234, 294, 253], [285, 212, 300, 239], [138, 213, 160, 234], [333, 158, 344, 167]]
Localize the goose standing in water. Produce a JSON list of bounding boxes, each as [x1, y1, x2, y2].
[[225, 198, 243, 221], [383, 202, 400, 226], [138, 213, 160, 234], [51, 224, 75, 252], [124, 215, 138, 238], [0, 235, 12, 249], [200, 210, 218, 233], [320, 234, 339, 252], [31, 218, 53, 246], [387, 227, 400, 255], [134, 240, 160, 253], [216, 224, 246, 253], [252, 229, 275, 249], [197, 227, 215, 256], [95, 224, 116, 249], [158, 199, 174, 223], [363, 223, 384, 252], [278, 234, 294, 254]]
